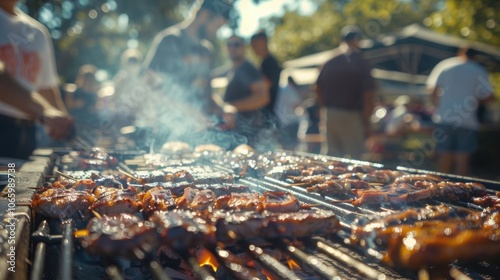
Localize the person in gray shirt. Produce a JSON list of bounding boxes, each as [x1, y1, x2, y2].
[[427, 47, 494, 175]]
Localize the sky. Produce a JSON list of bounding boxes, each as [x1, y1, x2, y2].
[[219, 0, 317, 38]]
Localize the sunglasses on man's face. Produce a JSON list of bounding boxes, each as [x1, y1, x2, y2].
[[227, 42, 244, 48]]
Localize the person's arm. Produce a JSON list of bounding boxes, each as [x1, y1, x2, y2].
[[0, 67, 73, 140], [227, 80, 269, 112], [431, 87, 441, 108], [40, 87, 67, 113]]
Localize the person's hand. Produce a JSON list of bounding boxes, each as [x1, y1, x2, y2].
[[42, 108, 75, 141]]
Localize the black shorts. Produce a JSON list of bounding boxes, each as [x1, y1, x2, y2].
[[434, 124, 477, 153]]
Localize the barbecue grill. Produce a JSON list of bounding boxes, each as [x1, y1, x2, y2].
[[2, 148, 500, 280]]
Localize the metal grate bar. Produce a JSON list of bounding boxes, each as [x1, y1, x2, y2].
[[240, 240, 301, 280], [30, 243, 46, 280], [310, 237, 392, 280], [272, 239, 340, 280], [149, 260, 172, 280], [58, 220, 74, 280]]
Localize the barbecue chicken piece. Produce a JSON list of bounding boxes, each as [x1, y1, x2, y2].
[[141, 187, 176, 218], [352, 206, 500, 269], [216, 192, 263, 212], [214, 210, 340, 243], [82, 213, 159, 258], [90, 186, 142, 215], [261, 191, 300, 212], [473, 193, 500, 210], [175, 187, 217, 211], [149, 210, 216, 250], [32, 188, 95, 219], [306, 179, 371, 195]]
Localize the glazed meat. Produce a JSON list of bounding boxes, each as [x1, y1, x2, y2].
[[90, 187, 141, 215], [82, 213, 159, 258], [352, 206, 500, 269], [261, 191, 300, 212], [306, 179, 371, 195], [175, 187, 216, 211], [215, 209, 340, 243], [32, 188, 95, 219], [216, 192, 263, 212], [149, 210, 215, 250], [142, 187, 176, 218]]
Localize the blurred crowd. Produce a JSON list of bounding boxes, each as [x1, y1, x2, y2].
[[1, 0, 496, 176]]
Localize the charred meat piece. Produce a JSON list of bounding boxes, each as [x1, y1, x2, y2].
[[394, 174, 442, 184], [353, 208, 500, 269], [205, 184, 251, 197], [266, 165, 303, 180], [175, 187, 216, 211], [351, 205, 477, 242], [216, 192, 263, 212], [362, 170, 408, 184], [82, 213, 159, 258], [261, 191, 300, 212], [70, 179, 97, 192], [215, 210, 340, 243], [90, 186, 141, 215], [135, 170, 194, 184], [473, 194, 500, 209], [32, 188, 95, 219], [301, 166, 334, 176], [150, 210, 216, 250], [290, 174, 338, 186], [142, 187, 176, 218], [306, 179, 371, 195]]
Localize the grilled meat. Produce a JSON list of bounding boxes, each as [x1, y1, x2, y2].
[[473, 194, 500, 209], [215, 209, 340, 243], [142, 187, 176, 218], [32, 188, 95, 219], [290, 174, 338, 186], [261, 191, 300, 212], [362, 170, 408, 184], [90, 186, 142, 215], [353, 208, 500, 269], [149, 210, 216, 250], [175, 187, 216, 211], [82, 213, 159, 258], [306, 179, 371, 195], [216, 192, 263, 212]]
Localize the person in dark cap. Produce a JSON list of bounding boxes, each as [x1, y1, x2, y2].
[[141, 0, 234, 145], [315, 25, 376, 159]]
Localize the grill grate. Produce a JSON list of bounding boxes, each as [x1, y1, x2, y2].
[[27, 150, 500, 280]]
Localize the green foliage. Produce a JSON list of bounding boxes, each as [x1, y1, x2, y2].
[[268, 0, 439, 63], [23, 0, 199, 82]]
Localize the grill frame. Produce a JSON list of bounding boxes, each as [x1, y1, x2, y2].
[[3, 148, 500, 280]]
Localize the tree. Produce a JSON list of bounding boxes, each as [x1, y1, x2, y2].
[[20, 0, 239, 83], [266, 0, 439, 63]]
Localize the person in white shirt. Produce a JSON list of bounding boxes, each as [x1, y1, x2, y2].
[[0, 0, 73, 159], [427, 47, 494, 175]]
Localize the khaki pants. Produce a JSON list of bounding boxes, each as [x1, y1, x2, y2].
[[322, 107, 365, 159]]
